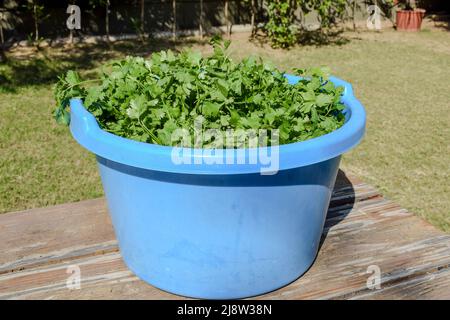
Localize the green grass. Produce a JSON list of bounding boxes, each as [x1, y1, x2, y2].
[[1, 30, 449, 231]]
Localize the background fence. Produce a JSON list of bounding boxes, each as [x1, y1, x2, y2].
[[1, 0, 450, 42]]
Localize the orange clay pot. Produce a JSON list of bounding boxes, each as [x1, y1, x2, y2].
[[396, 9, 426, 31]]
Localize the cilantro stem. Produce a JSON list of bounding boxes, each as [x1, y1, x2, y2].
[[138, 117, 162, 145], [62, 79, 102, 93], [62, 78, 102, 98]]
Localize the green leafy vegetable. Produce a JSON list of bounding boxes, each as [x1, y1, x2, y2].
[[54, 39, 346, 147]]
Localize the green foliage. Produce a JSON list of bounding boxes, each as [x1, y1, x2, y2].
[[54, 70, 88, 125], [54, 40, 345, 147], [396, 0, 417, 10], [25, 0, 46, 20], [130, 17, 145, 42], [24, 0, 49, 41], [306, 0, 347, 28], [0, 1, 21, 31], [265, 0, 298, 49], [264, 0, 347, 49], [88, 0, 110, 8]]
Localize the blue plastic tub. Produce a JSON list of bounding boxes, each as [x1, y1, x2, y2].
[[69, 75, 365, 299]]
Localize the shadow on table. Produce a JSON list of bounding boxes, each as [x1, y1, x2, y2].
[[318, 169, 355, 252]]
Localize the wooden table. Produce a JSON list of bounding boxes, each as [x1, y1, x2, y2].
[[1, 171, 449, 300]]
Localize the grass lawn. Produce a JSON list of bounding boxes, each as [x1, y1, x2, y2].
[[1, 28, 449, 231]]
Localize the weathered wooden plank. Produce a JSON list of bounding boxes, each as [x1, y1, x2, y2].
[[349, 267, 450, 300], [0, 199, 116, 275], [0, 172, 373, 276], [1, 191, 449, 300]]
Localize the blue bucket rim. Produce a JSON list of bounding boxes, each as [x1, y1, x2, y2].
[[69, 74, 366, 174]]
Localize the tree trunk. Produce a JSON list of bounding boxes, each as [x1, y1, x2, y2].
[[105, 0, 110, 42], [0, 24, 4, 45], [199, 0, 204, 39], [140, 0, 145, 34], [33, 3, 39, 41], [0, 25, 5, 63], [352, 0, 356, 31], [224, 0, 230, 37], [172, 0, 176, 40], [0, 47, 6, 63], [250, 0, 256, 36]]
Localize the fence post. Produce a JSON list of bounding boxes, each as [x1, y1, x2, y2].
[[140, 0, 145, 34], [251, 0, 256, 35], [106, 0, 110, 42], [224, 0, 230, 37], [172, 0, 176, 40], [199, 0, 204, 39]]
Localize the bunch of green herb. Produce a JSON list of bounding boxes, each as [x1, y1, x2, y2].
[[54, 40, 345, 147]]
